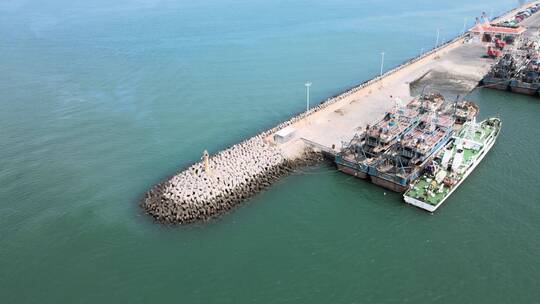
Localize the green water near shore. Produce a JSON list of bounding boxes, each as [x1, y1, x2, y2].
[[1, 0, 540, 302]]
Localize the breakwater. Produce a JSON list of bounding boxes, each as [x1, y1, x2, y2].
[[141, 32, 467, 225], [141, 136, 323, 224], [141, 4, 529, 225]]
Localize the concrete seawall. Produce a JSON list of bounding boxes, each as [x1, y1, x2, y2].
[[141, 3, 537, 224]]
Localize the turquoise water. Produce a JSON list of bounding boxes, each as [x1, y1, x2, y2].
[[2, 0, 540, 302]]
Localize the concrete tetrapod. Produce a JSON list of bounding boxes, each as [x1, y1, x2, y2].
[[141, 136, 323, 225]]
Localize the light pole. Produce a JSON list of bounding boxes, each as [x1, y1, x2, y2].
[[380, 52, 385, 76], [462, 18, 467, 34], [305, 82, 312, 111], [435, 28, 440, 48]]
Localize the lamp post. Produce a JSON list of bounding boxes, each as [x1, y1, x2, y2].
[[462, 18, 467, 34], [305, 82, 312, 111], [380, 52, 385, 76], [435, 28, 440, 47]]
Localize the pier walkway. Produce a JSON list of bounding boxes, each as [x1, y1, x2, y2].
[[271, 2, 540, 160]]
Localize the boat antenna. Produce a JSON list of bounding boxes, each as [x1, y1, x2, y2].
[[453, 94, 460, 117], [419, 85, 428, 112], [420, 85, 427, 96]]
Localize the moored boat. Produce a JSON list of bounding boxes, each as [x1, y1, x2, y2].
[[403, 117, 501, 212], [482, 75, 511, 91], [481, 53, 522, 91], [370, 110, 455, 192], [335, 94, 442, 179]]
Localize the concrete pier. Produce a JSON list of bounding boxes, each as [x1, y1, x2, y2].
[[142, 2, 540, 224]]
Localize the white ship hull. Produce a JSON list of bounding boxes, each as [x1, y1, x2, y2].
[[404, 122, 499, 212]]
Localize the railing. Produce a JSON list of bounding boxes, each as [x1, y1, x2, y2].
[[301, 138, 336, 157]]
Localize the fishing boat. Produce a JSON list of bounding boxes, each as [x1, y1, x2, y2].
[[482, 53, 521, 90], [509, 59, 540, 95], [335, 93, 443, 179], [370, 109, 455, 192], [403, 117, 501, 212], [482, 39, 540, 96]]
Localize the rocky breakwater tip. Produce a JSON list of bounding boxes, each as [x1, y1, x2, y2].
[[141, 136, 323, 225]]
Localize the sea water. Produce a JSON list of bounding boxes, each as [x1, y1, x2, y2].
[[1, 0, 539, 302]]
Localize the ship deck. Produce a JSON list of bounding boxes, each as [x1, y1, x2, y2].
[[368, 116, 416, 143], [404, 121, 497, 207], [405, 128, 446, 148]]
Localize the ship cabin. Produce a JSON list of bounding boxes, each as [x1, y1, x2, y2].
[[521, 69, 540, 83], [416, 92, 445, 114], [363, 105, 419, 157], [454, 103, 478, 126], [520, 60, 540, 83], [491, 54, 519, 78], [397, 114, 455, 166]]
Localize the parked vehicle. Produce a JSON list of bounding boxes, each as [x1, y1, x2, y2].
[[487, 46, 502, 58]]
